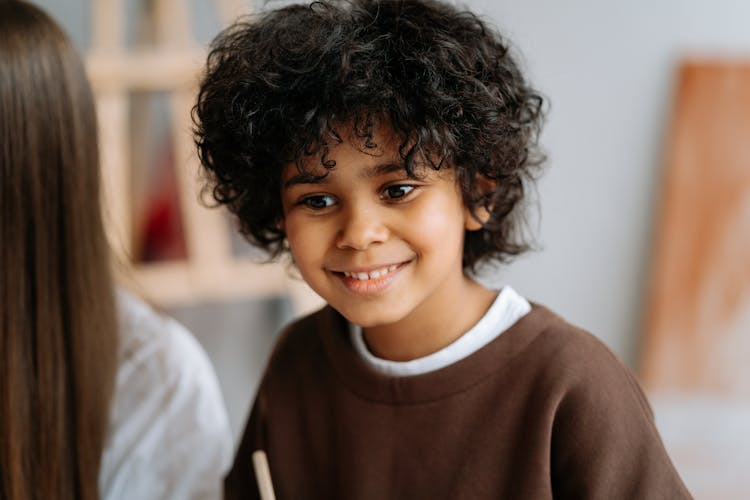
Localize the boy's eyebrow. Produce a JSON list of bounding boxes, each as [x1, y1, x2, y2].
[[283, 171, 325, 189], [282, 161, 407, 189], [361, 162, 406, 178]]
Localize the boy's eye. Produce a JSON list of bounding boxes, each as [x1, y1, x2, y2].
[[300, 194, 336, 210], [382, 184, 415, 200]]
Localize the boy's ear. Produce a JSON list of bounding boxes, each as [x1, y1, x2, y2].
[[464, 175, 495, 231], [275, 217, 287, 239], [464, 205, 491, 231]]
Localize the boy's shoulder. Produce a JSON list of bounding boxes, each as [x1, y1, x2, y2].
[[526, 305, 629, 372], [521, 304, 655, 420]]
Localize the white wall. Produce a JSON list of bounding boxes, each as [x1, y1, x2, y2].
[[30, 0, 750, 372], [469, 0, 750, 366]]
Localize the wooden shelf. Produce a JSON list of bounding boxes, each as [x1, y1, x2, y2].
[[90, 0, 324, 316]]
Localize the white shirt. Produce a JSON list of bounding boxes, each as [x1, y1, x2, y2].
[[350, 285, 531, 376], [99, 290, 233, 500]]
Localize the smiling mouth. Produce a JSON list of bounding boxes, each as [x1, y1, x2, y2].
[[341, 264, 400, 281], [331, 261, 410, 295]]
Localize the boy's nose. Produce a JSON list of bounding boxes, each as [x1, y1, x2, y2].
[[336, 207, 389, 251]]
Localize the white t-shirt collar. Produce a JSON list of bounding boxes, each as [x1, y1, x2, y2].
[[349, 286, 531, 377]]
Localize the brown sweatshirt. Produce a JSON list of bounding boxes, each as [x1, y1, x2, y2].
[[226, 304, 692, 499]]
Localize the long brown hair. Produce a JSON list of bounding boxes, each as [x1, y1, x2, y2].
[[0, 2, 118, 499]]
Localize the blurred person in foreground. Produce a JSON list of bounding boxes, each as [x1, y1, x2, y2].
[[0, 1, 232, 499]]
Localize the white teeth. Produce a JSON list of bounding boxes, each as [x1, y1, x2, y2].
[[342, 264, 400, 280]]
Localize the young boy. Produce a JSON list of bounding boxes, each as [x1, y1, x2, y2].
[[194, 0, 692, 498]]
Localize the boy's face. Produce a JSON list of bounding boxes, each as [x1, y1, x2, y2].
[[280, 125, 480, 331]]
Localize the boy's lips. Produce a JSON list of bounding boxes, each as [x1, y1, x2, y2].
[[341, 263, 400, 281], [329, 260, 411, 295]]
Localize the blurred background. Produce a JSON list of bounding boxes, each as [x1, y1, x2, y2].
[[27, 0, 750, 498]]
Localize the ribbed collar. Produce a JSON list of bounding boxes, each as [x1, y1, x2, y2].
[[349, 286, 531, 376], [316, 303, 556, 405]]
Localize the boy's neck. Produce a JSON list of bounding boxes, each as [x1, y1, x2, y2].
[[362, 276, 497, 362]]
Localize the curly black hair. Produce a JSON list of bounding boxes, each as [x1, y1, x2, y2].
[[194, 0, 545, 270]]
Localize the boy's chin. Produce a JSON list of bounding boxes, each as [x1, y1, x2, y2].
[[333, 303, 410, 330]]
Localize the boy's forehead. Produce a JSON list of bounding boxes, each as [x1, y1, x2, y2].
[[281, 125, 407, 184], [280, 147, 407, 187]]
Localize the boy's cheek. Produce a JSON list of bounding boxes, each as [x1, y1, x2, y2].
[[283, 218, 314, 258]]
